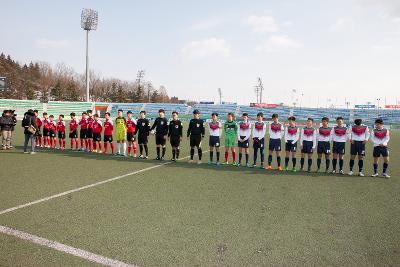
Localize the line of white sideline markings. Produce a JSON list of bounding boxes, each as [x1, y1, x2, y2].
[[0, 151, 208, 266]]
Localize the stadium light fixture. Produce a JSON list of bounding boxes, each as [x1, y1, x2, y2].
[[81, 8, 98, 102]]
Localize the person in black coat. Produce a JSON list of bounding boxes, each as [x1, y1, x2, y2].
[[0, 110, 14, 149], [22, 109, 38, 154]]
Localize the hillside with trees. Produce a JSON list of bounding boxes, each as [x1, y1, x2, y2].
[[0, 53, 178, 103]]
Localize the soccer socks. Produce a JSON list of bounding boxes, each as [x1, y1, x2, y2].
[[210, 151, 214, 162], [383, 162, 388, 173], [239, 153, 242, 164], [117, 143, 121, 154], [104, 142, 108, 153], [332, 159, 337, 170], [162, 147, 166, 158], [89, 139, 93, 151], [144, 144, 148, 156], [260, 148, 265, 166], [268, 155, 273, 166], [58, 139, 62, 148], [128, 144, 132, 155], [292, 158, 297, 168], [277, 156, 281, 167], [253, 147, 258, 165], [245, 154, 249, 165], [373, 163, 378, 174], [339, 159, 344, 170], [80, 139, 84, 149], [300, 157, 305, 169], [98, 142, 102, 151], [317, 158, 322, 169], [326, 159, 330, 170], [285, 157, 290, 168], [133, 143, 137, 156], [225, 151, 229, 162], [308, 158, 312, 170], [110, 143, 115, 154], [232, 151, 236, 162], [172, 149, 176, 159], [176, 148, 180, 159], [123, 143, 127, 155], [190, 148, 195, 160], [216, 151, 220, 162], [71, 139, 74, 149], [139, 144, 143, 155], [358, 160, 363, 172], [157, 147, 161, 158], [198, 147, 202, 160], [349, 159, 355, 171]]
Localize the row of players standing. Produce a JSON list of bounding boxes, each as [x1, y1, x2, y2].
[[32, 108, 391, 178], [203, 111, 390, 178]]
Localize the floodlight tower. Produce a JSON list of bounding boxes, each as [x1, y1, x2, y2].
[[218, 88, 222, 104], [81, 8, 98, 102], [254, 77, 264, 104]]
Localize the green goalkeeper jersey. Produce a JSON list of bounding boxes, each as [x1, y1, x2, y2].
[[224, 120, 238, 137]]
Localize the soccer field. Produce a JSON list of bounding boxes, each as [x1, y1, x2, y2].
[[0, 126, 399, 267]]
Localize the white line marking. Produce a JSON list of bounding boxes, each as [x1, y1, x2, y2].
[[0, 225, 136, 267], [0, 151, 208, 216]]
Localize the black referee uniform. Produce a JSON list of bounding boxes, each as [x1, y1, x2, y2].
[[187, 118, 205, 160], [168, 119, 183, 160]]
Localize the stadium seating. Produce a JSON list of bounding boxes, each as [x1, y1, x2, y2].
[[1, 99, 400, 124], [46, 101, 93, 116], [0, 99, 43, 115]]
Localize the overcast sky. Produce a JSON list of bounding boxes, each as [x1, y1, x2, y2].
[[1, 0, 400, 107]]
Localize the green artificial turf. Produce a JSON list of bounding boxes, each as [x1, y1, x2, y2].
[[0, 126, 398, 266]]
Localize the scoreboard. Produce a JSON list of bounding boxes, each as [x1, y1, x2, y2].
[[0, 77, 7, 91]]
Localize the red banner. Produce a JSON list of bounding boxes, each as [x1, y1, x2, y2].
[[385, 105, 400, 109]]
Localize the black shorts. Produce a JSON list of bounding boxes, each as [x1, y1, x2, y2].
[[269, 138, 281, 151], [301, 140, 314, 153], [373, 146, 389, 157], [138, 132, 148, 144], [50, 130, 56, 138], [57, 131, 65, 139], [93, 132, 102, 142], [86, 128, 93, 139], [238, 136, 249, 148], [350, 141, 365, 156], [253, 138, 265, 149], [156, 134, 166, 146], [43, 128, 50, 137], [80, 129, 87, 139], [127, 132, 135, 142], [333, 141, 345, 155], [190, 135, 202, 147], [285, 141, 297, 152], [69, 130, 78, 139], [317, 141, 331, 155], [170, 135, 181, 147], [104, 135, 113, 142], [209, 136, 220, 147]]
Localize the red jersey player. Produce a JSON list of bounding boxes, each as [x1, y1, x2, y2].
[[126, 111, 137, 157], [57, 115, 66, 150], [69, 112, 79, 150], [42, 112, 50, 148], [92, 114, 103, 153], [48, 115, 57, 149], [86, 110, 94, 152], [103, 112, 115, 154], [79, 112, 88, 151], [34, 110, 42, 147]]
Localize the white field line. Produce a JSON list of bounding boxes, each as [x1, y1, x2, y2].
[[0, 151, 208, 216], [0, 225, 136, 267]]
